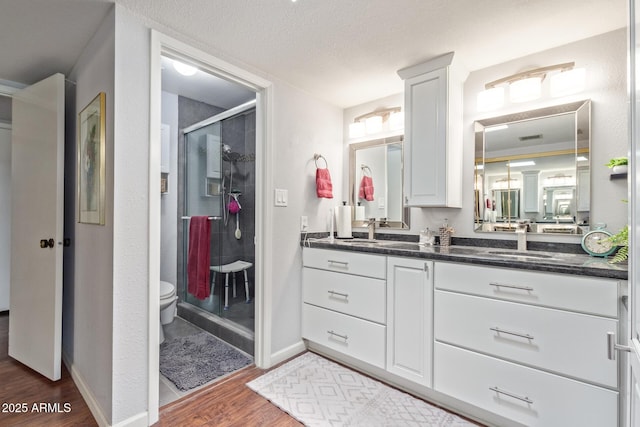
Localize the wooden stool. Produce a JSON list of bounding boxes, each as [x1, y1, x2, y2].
[[210, 260, 252, 310]]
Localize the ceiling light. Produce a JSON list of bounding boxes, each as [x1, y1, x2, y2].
[[173, 60, 197, 76]]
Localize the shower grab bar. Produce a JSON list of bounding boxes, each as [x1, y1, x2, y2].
[[181, 216, 222, 220]]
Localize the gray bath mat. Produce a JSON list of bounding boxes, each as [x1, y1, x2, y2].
[[160, 331, 253, 391]]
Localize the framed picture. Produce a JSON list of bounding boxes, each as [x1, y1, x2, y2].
[[78, 92, 106, 225]]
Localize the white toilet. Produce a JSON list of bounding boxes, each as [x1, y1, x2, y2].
[[159, 280, 177, 344]]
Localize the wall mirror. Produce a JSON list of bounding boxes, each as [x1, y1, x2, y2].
[[474, 100, 591, 235], [349, 135, 409, 229]]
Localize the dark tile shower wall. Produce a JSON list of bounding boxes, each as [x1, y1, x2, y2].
[[213, 111, 256, 294]]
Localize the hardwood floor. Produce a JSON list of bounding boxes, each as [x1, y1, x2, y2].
[[0, 312, 97, 427], [156, 364, 301, 427]]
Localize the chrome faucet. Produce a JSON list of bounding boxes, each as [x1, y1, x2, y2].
[[515, 220, 529, 252], [367, 218, 376, 240]]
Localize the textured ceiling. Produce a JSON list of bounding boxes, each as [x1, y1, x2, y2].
[[0, 0, 628, 109]]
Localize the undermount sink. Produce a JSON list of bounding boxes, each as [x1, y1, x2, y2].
[[488, 250, 553, 259]]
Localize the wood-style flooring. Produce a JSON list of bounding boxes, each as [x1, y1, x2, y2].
[[0, 312, 97, 427], [156, 364, 301, 427], [0, 312, 297, 426]]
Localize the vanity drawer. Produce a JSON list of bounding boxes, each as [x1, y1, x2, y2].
[[435, 262, 618, 317], [303, 268, 385, 324], [302, 303, 386, 369], [434, 342, 618, 427], [303, 248, 386, 279], [434, 290, 618, 388]]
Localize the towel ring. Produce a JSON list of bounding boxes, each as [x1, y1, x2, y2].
[[361, 164, 372, 176], [314, 153, 328, 169]]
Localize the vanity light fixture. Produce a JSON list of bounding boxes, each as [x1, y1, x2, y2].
[[173, 59, 198, 76], [477, 62, 582, 111], [348, 106, 403, 138]]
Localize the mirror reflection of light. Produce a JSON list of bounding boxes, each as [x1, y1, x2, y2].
[[577, 156, 589, 162], [507, 160, 536, 167], [485, 124, 509, 133]]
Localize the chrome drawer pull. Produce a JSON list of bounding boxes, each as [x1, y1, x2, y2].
[[328, 260, 349, 268], [489, 386, 533, 404], [607, 331, 632, 360], [489, 282, 534, 291], [490, 326, 534, 340], [328, 290, 349, 299], [327, 330, 348, 341]]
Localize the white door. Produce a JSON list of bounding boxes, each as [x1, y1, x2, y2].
[[9, 73, 65, 381]]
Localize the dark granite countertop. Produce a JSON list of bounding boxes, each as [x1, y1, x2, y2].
[[302, 236, 628, 280]]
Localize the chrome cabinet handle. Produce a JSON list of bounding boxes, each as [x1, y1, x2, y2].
[[490, 326, 534, 340], [327, 330, 348, 341], [607, 331, 632, 360], [328, 290, 349, 298], [489, 282, 534, 291], [489, 386, 533, 404], [328, 260, 349, 268]]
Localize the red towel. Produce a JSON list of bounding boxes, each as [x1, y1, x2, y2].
[[316, 168, 333, 198], [359, 176, 374, 201], [187, 216, 211, 300]]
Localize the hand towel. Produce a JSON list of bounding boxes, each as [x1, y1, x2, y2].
[[359, 176, 374, 201], [316, 168, 333, 198], [187, 216, 211, 300]]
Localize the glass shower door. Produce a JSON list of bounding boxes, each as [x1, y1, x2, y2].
[[183, 121, 224, 315]]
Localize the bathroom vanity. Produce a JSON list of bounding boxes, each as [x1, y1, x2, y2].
[[301, 239, 626, 427]]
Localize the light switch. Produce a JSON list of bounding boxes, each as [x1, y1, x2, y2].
[[275, 188, 288, 207]]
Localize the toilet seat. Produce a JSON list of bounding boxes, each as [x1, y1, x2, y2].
[[160, 280, 175, 300]]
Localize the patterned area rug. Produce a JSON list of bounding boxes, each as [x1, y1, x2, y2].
[[247, 352, 475, 426], [160, 331, 252, 391]]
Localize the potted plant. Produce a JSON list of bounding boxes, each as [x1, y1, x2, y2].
[[606, 156, 628, 174], [607, 225, 628, 263]]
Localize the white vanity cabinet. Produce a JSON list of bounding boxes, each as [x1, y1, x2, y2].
[[302, 248, 387, 368], [433, 262, 620, 426], [386, 256, 433, 387], [397, 52, 467, 207]]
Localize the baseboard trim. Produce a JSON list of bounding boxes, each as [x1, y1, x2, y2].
[[268, 340, 306, 368], [62, 352, 110, 427]]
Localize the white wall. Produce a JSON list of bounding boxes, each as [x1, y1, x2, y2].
[[0, 125, 10, 311], [271, 81, 343, 354], [111, 5, 150, 424], [410, 29, 629, 241], [64, 5, 115, 423], [160, 91, 178, 287]]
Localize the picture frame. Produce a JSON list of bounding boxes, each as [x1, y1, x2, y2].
[[77, 92, 106, 225]]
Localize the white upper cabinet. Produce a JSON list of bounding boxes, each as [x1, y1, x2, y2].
[[398, 52, 467, 207]]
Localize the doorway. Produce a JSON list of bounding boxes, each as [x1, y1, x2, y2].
[[148, 31, 273, 423]]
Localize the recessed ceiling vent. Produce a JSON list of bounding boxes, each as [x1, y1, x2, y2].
[[519, 134, 543, 142]]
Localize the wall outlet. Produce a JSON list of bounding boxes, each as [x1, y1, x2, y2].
[[300, 216, 309, 231]]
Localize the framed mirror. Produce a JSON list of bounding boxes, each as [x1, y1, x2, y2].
[[474, 100, 591, 235], [349, 135, 409, 228]]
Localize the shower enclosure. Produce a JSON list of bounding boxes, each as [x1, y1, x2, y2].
[[177, 100, 256, 355]]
